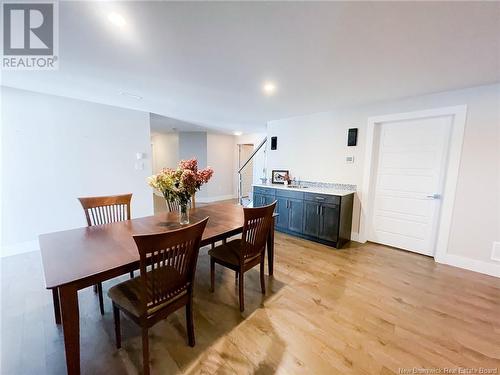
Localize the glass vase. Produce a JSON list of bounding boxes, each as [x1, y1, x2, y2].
[[179, 202, 189, 224]]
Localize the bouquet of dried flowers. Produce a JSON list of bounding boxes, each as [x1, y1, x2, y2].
[[148, 158, 213, 222]]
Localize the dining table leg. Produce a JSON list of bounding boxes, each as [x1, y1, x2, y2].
[[51, 287, 61, 324], [267, 218, 275, 276], [60, 284, 81, 375]]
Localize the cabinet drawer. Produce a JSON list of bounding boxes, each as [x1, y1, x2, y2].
[[253, 186, 276, 196], [275, 189, 304, 200], [303, 193, 340, 205]]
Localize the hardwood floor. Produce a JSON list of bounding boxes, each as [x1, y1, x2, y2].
[[2, 232, 500, 374]]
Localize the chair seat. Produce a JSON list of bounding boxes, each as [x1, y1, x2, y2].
[[108, 269, 186, 318], [208, 239, 242, 266]]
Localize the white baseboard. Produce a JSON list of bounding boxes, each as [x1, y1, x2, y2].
[[435, 253, 500, 278], [356, 236, 500, 278], [2, 240, 40, 258], [491, 241, 500, 262], [196, 194, 236, 203]]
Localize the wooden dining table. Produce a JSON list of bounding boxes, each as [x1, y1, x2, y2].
[[39, 203, 275, 375]]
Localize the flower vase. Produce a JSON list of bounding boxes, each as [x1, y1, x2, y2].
[[179, 202, 189, 224]]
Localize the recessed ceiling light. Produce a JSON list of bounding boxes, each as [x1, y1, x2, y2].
[[108, 12, 126, 27], [233, 131, 243, 136], [119, 91, 142, 100], [262, 81, 276, 95]]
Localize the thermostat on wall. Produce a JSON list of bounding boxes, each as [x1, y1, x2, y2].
[[348, 128, 358, 146], [270, 136, 277, 150]]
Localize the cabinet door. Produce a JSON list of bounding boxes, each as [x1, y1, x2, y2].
[[253, 193, 264, 207], [275, 197, 289, 230], [303, 201, 320, 237], [288, 198, 304, 233], [264, 194, 275, 206], [319, 204, 339, 242]]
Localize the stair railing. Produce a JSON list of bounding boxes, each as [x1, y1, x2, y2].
[[237, 137, 267, 205]]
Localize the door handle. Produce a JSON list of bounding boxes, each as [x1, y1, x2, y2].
[[315, 197, 325, 200], [316, 205, 320, 215], [426, 194, 441, 199], [286, 200, 290, 209]]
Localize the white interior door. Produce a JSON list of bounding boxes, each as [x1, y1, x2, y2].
[[369, 115, 452, 256]]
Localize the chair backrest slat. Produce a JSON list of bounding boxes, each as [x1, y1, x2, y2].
[[166, 199, 188, 213], [133, 217, 208, 312], [78, 194, 132, 227], [166, 195, 196, 212], [241, 202, 276, 262]]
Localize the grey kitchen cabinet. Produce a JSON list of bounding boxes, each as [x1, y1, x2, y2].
[[318, 204, 340, 242], [254, 194, 274, 207], [274, 189, 304, 234], [253, 193, 264, 207], [253, 185, 354, 249], [276, 197, 304, 233], [253, 187, 276, 208], [288, 199, 304, 233], [263, 194, 275, 206], [303, 201, 320, 237], [303, 202, 339, 242], [275, 197, 289, 229]]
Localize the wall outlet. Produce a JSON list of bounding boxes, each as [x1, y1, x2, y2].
[[346, 156, 354, 163], [491, 241, 500, 262]]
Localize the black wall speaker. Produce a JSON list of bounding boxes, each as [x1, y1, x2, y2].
[[271, 136, 277, 150], [347, 128, 358, 146]]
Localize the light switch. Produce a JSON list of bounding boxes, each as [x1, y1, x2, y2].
[[135, 160, 145, 170], [346, 156, 354, 163]]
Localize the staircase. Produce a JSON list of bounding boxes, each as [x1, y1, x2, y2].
[[237, 137, 267, 206]]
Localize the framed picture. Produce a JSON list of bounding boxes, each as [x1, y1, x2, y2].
[[272, 170, 289, 184]]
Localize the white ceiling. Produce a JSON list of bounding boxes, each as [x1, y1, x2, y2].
[[150, 113, 209, 133], [2, 1, 499, 133]]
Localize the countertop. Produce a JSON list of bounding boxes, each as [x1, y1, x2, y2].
[[252, 184, 355, 197]]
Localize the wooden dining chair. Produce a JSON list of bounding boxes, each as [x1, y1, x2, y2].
[[108, 217, 209, 375], [209, 201, 276, 312], [78, 193, 134, 315]]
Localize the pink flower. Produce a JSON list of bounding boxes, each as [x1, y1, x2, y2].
[[181, 169, 197, 193], [147, 158, 213, 200], [197, 167, 214, 184], [179, 158, 198, 173]]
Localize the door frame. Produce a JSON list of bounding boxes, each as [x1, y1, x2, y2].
[[359, 105, 467, 261]]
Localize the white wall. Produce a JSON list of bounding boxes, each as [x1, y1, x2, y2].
[[267, 83, 500, 276], [206, 133, 236, 201], [1, 87, 154, 257], [151, 132, 179, 213], [268, 113, 364, 185], [151, 132, 178, 173]]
